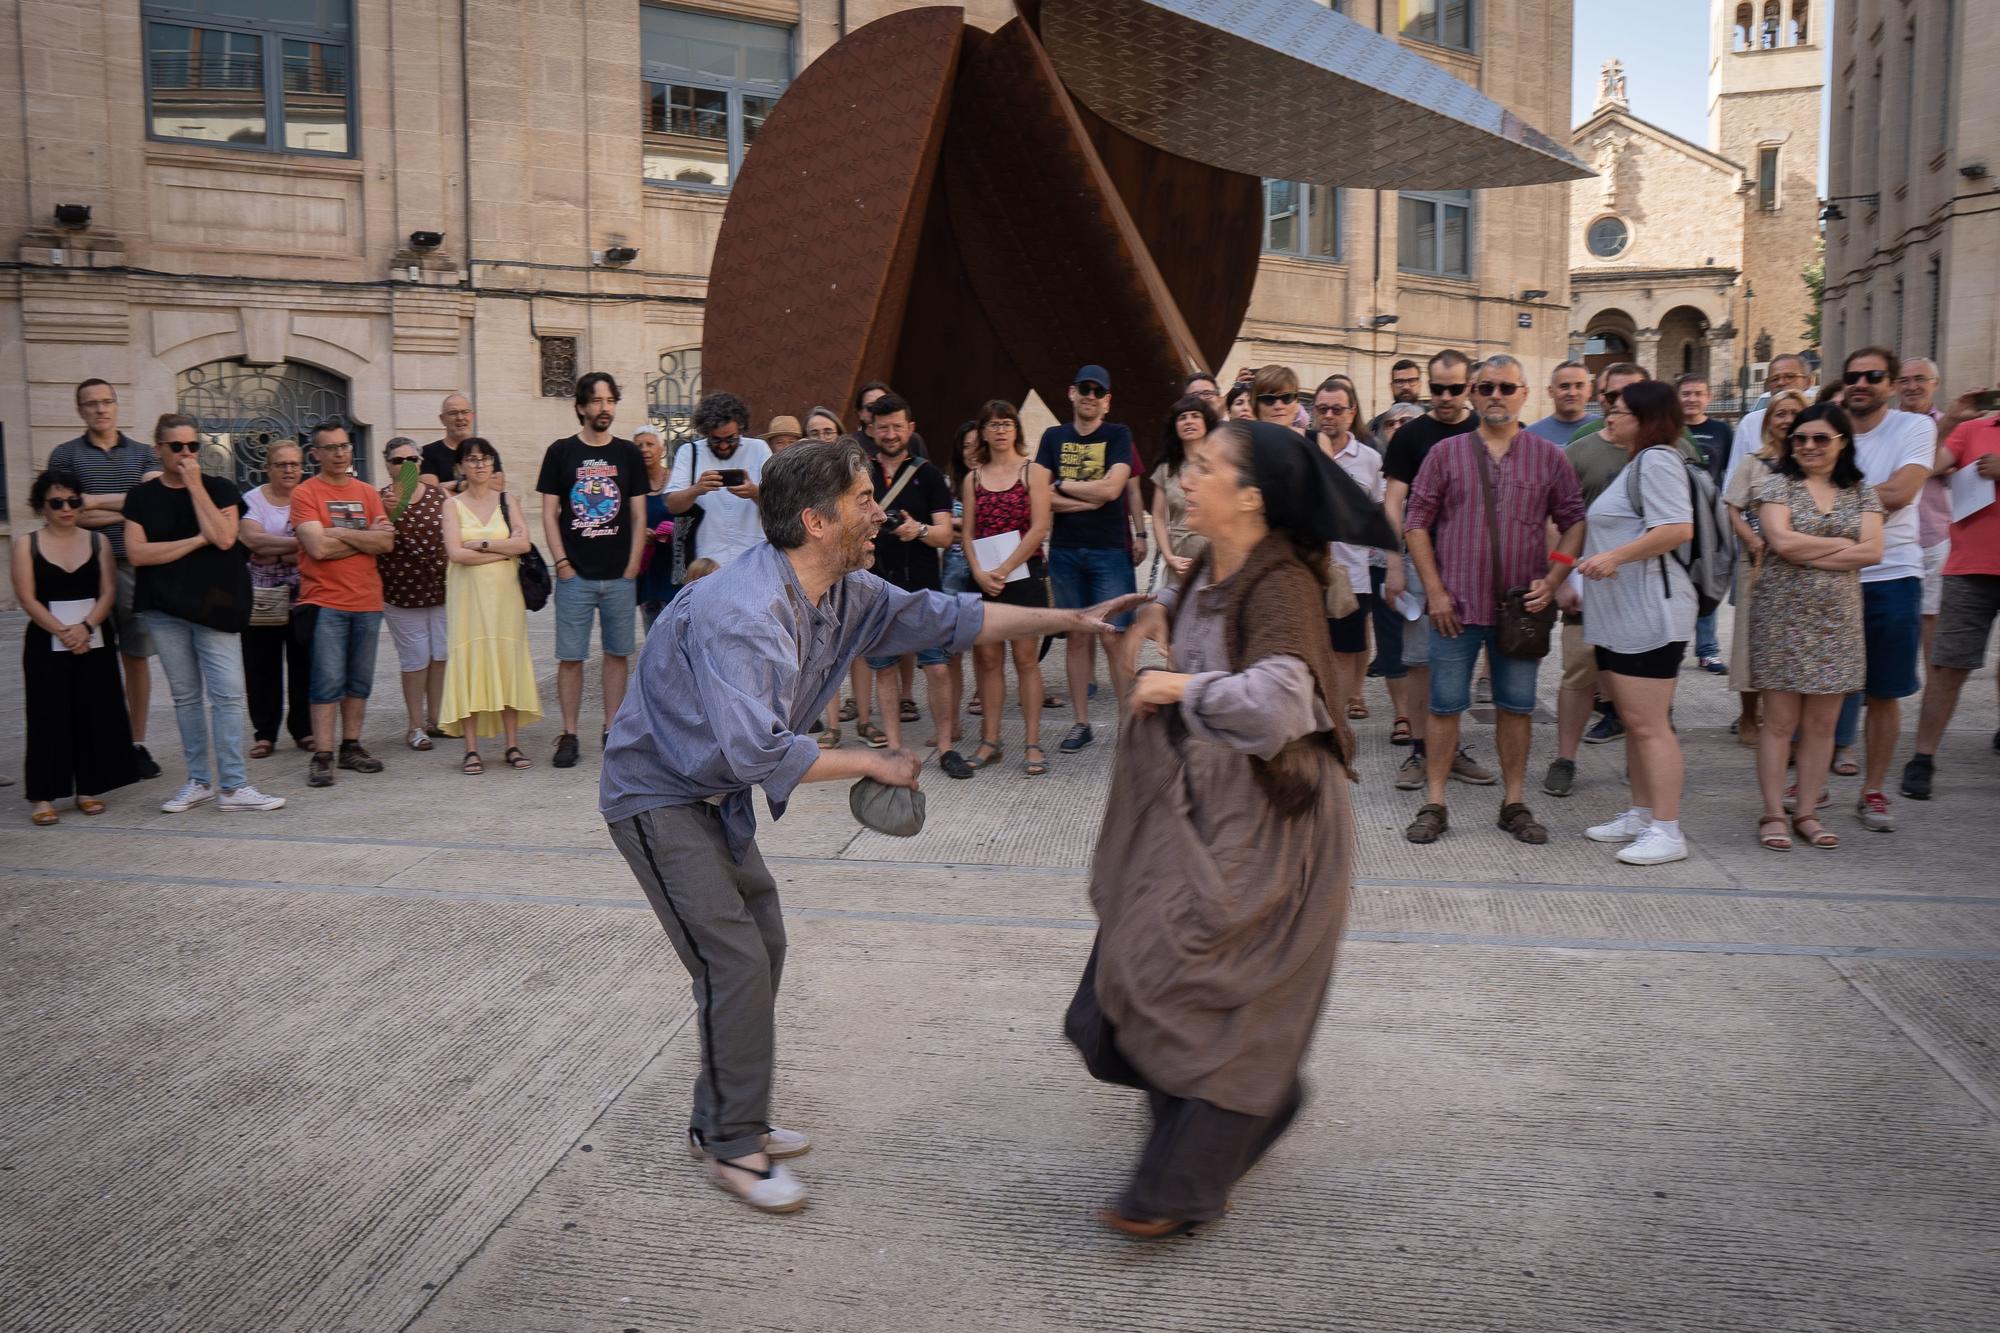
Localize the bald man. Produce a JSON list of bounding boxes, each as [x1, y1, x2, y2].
[[419, 393, 505, 492]]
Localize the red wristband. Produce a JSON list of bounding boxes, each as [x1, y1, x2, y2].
[[1548, 551, 1575, 567]]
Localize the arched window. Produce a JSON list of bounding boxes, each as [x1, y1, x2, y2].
[[1791, 0, 1809, 45], [177, 358, 355, 487], [1761, 1, 1781, 49], [1735, 3, 1754, 52]]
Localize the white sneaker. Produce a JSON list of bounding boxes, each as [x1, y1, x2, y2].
[[219, 785, 286, 812], [1585, 809, 1650, 843], [687, 1125, 811, 1161], [707, 1158, 807, 1213], [1617, 827, 1689, 865], [160, 781, 215, 813]]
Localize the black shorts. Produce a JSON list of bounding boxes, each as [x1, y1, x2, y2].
[[1328, 594, 1373, 654], [1594, 641, 1687, 680], [983, 556, 1051, 609]]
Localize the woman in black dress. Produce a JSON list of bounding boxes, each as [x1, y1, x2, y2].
[[9, 468, 139, 824]]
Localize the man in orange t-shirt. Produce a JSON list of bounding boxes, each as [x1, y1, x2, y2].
[[290, 420, 396, 788], [1902, 397, 2000, 799]]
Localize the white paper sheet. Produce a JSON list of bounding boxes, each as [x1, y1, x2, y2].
[[970, 532, 1029, 583], [1949, 464, 1995, 523], [46, 599, 104, 650]]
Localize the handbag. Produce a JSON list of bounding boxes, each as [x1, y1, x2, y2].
[[1322, 564, 1357, 619], [1474, 444, 1555, 660], [249, 581, 292, 627], [500, 493, 552, 612]]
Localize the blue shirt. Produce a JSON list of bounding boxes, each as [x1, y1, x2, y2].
[[598, 541, 984, 859]]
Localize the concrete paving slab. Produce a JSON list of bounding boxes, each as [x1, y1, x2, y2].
[[404, 917, 2000, 1333], [0, 879, 689, 1333]]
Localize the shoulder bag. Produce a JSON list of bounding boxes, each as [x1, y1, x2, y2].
[[500, 493, 552, 612], [1474, 443, 1555, 660]]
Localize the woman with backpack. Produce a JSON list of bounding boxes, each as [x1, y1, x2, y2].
[[1573, 380, 1698, 867]]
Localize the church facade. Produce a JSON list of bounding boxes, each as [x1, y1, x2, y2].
[[1567, 1, 1823, 399]]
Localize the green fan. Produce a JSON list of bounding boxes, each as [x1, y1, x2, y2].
[[386, 459, 420, 521]]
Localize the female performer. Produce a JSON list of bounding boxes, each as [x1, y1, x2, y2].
[[1068, 420, 1373, 1237]]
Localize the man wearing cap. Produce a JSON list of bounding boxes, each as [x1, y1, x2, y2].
[[1034, 363, 1140, 752], [601, 438, 1142, 1215], [764, 415, 803, 452]]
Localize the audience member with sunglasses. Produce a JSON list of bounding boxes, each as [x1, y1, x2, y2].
[[121, 414, 285, 814], [1380, 348, 1493, 794], [12, 467, 141, 825]]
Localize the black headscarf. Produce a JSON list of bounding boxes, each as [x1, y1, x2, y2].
[[1225, 420, 1399, 552]]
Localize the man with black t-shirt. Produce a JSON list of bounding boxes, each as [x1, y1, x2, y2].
[[1380, 349, 1495, 793], [1369, 359, 1424, 436], [860, 395, 960, 760], [1035, 363, 1139, 753], [538, 371, 648, 769], [419, 392, 502, 493]]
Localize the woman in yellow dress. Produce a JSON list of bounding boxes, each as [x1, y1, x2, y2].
[[439, 437, 541, 773]]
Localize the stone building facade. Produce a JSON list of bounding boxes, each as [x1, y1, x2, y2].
[[0, 0, 1575, 533], [1822, 0, 2000, 389], [1566, 0, 1823, 399]]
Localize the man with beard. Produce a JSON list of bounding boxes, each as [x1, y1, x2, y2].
[[1369, 359, 1423, 436], [1832, 347, 1941, 832], [665, 390, 772, 570], [600, 439, 1142, 1215], [538, 371, 648, 769]]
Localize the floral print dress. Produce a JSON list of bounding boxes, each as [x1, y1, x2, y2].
[[1748, 474, 1882, 695]]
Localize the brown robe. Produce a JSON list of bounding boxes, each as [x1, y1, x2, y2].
[[1087, 536, 1354, 1117]]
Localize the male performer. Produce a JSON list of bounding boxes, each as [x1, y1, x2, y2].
[[599, 439, 1141, 1214]]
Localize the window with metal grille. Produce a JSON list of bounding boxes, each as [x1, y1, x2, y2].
[[540, 338, 579, 399]]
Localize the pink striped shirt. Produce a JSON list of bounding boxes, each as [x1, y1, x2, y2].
[[1403, 429, 1586, 627]]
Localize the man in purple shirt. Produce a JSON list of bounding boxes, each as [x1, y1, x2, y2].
[[600, 439, 1140, 1216], [1403, 353, 1586, 847]]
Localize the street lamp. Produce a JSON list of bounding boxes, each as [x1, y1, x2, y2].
[[1739, 282, 1755, 397]]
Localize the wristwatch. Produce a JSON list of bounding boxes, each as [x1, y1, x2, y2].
[[918, 523, 928, 540]]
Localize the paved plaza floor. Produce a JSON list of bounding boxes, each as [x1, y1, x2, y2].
[[1, 601, 1997, 1332]]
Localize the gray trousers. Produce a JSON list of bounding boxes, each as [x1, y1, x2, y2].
[[608, 803, 786, 1160]]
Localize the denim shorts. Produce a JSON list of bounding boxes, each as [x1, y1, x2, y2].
[[1427, 623, 1540, 716], [555, 575, 637, 661], [1048, 546, 1138, 629], [1860, 576, 1922, 700], [866, 646, 952, 672], [309, 607, 383, 704]]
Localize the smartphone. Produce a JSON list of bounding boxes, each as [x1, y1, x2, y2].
[[1976, 389, 2000, 413], [881, 508, 906, 530], [717, 468, 748, 486]]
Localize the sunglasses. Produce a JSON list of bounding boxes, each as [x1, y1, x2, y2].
[[1843, 369, 1888, 385], [1257, 392, 1299, 407], [1473, 382, 1523, 397], [387, 455, 420, 467], [1789, 431, 1841, 447], [1073, 383, 1107, 398], [163, 441, 200, 454], [1429, 382, 1468, 397], [1602, 388, 1623, 407], [44, 495, 85, 510]]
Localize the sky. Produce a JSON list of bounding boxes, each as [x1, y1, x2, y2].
[[1570, 0, 1833, 190]]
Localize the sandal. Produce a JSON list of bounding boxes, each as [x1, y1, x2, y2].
[[1346, 698, 1369, 720], [460, 751, 484, 775], [408, 727, 433, 752], [1390, 717, 1413, 746], [939, 750, 975, 779], [1758, 816, 1793, 851], [30, 809, 59, 827], [838, 698, 858, 723], [1405, 803, 1448, 844], [1497, 802, 1548, 845], [1023, 745, 1048, 777], [856, 722, 888, 749], [817, 726, 842, 750], [504, 746, 532, 770], [899, 698, 920, 724], [968, 697, 984, 716], [76, 796, 106, 816], [966, 741, 1003, 770], [248, 739, 275, 759], [1833, 754, 1859, 777], [1792, 815, 1839, 849]]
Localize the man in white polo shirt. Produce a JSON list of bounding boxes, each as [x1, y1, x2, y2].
[[1836, 346, 1941, 832]]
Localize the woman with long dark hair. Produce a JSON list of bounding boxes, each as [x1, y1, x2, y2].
[[1150, 393, 1215, 581], [1574, 381, 1698, 866], [1750, 403, 1883, 850], [1069, 419, 1393, 1237]]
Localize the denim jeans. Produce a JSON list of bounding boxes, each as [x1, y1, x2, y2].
[[143, 611, 247, 791], [308, 607, 383, 704], [1694, 610, 1719, 660]]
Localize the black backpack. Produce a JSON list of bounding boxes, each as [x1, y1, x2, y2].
[[1624, 444, 1734, 617]]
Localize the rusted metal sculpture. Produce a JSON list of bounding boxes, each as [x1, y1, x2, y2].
[[705, 0, 1587, 454]]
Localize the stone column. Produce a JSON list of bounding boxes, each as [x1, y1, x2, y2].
[[1633, 327, 1662, 378]]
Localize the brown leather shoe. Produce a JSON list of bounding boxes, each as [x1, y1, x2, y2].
[[1097, 1208, 1195, 1240]]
